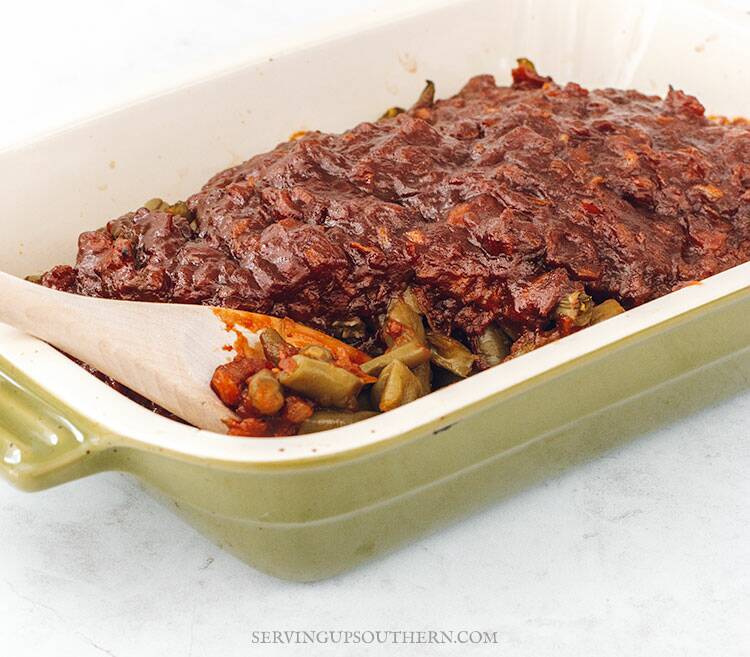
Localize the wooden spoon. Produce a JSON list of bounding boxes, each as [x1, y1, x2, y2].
[[0, 272, 370, 433], [0, 271, 238, 432]]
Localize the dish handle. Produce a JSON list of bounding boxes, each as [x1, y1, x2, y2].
[[0, 365, 105, 491]]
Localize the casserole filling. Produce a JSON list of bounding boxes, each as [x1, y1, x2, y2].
[[38, 61, 750, 434]]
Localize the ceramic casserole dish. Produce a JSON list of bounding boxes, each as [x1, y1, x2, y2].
[[1, 0, 750, 580]]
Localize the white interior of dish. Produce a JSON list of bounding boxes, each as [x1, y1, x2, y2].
[[1, 0, 749, 463]]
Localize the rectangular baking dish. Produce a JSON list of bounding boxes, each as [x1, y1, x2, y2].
[[2, 0, 750, 581]]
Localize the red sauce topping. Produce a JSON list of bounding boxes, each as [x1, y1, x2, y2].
[[42, 68, 750, 345]]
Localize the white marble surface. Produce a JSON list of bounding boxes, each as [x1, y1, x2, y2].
[[1, 2, 749, 656]]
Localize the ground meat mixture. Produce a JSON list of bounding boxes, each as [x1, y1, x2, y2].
[[41, 62, 750, 358]]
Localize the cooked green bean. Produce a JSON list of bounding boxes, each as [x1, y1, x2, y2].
[[143, 197, 168, 211], [555, 290, 594, 327], [379, 106, 405, 120], [278, 355, 362, 409], [166, 200, 190, 218], [378, 80, 435, 120], [259, 328, 294, 366], [413, 361, 432, 395], [384, 293, 426, 347], [427, 332, 477, 377], [298, 410, 378, 434], [143, 197, 189, 217], [300, 344, 334, 362], [360, 341, 431, 376], [413, 80, 435, 109], [475, 324, 511, 366], [516, 57, 538, 73], [402, 288, 422, 313], [371, 360, 424, 412], [591, 299, 625, 324], [245, 369, 285, 416]]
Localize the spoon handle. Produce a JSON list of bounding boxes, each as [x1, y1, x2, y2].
[[0, 271, 232, 432], [0, 271, 100, 346]]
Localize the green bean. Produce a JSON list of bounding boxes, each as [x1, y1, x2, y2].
[[166, 200, 190, 218], [591, 299, 625, 324], [259, 328, 295, 366], [413, 80, 435, 109], [360, 341, 431, 376], [300, 344, 334, 362], [143, 197, 189, 217], [475, 325, 511, 367], [402, 288, 422, 314], [371, 360, 424, 412], [378, 106, 406, 120], [516, 57, 538, 73], [555, 290, 594, 327], [278, 355, 362, 409], [413, 361, 432, 395], [384, 293, 426, 347], [369, 290, 431, 391], [427, 332, 477, 377], [244, 369, 285, 416], [143, 197, 167, 211], [298, 410, 378, 434], [379, 81, 435, 120]]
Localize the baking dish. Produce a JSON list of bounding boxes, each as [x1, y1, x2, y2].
[[2, 0, 750, 581]]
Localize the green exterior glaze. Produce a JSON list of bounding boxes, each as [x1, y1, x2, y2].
[[1, 288, 749, 580], [0, 359, 117, 491]]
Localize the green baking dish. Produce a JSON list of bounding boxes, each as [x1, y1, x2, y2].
[[2, 0, 750, 580], [2, 268, 749, 580]]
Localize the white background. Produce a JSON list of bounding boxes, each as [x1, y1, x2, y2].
[[1, 1, 749, 656]]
